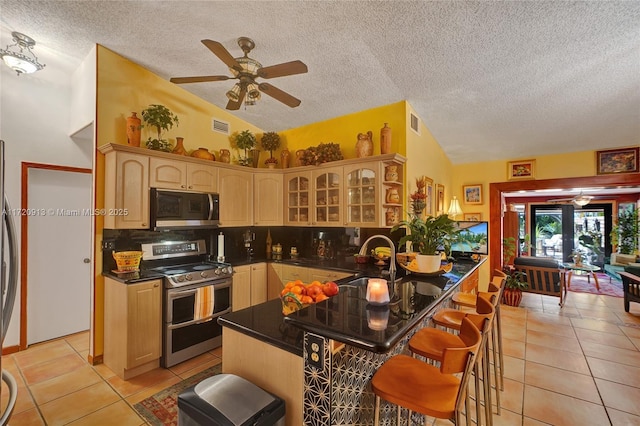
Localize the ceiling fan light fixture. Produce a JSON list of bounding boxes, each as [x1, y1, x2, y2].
[[226, 83, 241, 102], [246, 83, 261, 101], [572, 196, 592, 207], [0, 32, 46, 75]]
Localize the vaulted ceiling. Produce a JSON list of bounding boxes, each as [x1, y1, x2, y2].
[[2, 1, 639, 165]]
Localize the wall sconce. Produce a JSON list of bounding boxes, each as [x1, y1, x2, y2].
[[0, 32, 46, 75], [447, 196, 463, 219]]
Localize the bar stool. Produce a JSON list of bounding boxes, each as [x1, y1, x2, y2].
[[433, 292, 502, 417], [371, 317, 483, 426], [408, 297, 495, 426]]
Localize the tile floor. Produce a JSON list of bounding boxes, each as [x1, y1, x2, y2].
[[1, 290, 639, 425]]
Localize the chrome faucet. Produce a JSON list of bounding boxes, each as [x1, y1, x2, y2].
[[359, 234, 397, 279]]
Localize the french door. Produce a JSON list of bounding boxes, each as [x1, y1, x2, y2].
[[530, 203, 612, 266]]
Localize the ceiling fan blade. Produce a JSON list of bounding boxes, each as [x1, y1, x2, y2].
[[257, 60, 308, 79], [226, 86, 246, 110], [170, 75, 231, 84], [258, 83, 301, 107], [201, 39, 242, 72]]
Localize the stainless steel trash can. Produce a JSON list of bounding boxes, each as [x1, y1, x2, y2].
[[178, 374, 286, 426]]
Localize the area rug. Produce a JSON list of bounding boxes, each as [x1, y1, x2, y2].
[[134, 364, 222, 426], [567, 272, 623, 297]]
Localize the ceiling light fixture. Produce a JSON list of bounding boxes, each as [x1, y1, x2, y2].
[[447, 196, 463, 220], [0, 32, 46, 75], [572, 195, 593, 207]]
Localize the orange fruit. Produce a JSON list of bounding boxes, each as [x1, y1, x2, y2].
[[315, 293, 329, 302], [290, 286, 303, 295], [300, 295, 313, 305]]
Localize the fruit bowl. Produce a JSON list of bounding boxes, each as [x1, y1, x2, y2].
[[280, 280, 339, 315], [354, 254, 370, 264]]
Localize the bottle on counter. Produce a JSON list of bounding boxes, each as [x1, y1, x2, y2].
[[266, 229, 272, 258], [317, 240, 326, 259]]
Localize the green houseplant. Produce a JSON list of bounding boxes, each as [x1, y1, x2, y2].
[[610, 206, 639, 255], [502, 270, 528, 307], [260, 131, 281, 168], [141, 104, 179, 152], [232, 130, 257, 166], [392, 213, 458, 272]]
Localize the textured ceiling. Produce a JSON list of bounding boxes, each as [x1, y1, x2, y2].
[[1, 1, 639, 164]]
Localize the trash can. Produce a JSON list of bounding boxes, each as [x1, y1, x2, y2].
[[178, 374, 286, 426]]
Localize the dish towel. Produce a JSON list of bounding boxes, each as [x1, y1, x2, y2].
[[194, 286, 215, 320]]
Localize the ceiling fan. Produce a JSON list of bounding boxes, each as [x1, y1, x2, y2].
[[548, 191, 595, 207], [170, 37, 308, 110]]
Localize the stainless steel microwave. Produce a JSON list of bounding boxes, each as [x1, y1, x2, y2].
[[150, 188, 219, 230]]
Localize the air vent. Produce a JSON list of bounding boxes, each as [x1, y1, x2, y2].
[[410, 113, 420, 135], [211, 118, 230, 135]]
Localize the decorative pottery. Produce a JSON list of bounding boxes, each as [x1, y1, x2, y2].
[[380, 123, 392, 154], [250, 149, 260, 168], [502, 288, 523, 307], [355, 130, 373, 158], [385, 187, 400, 204], [281, 149, 290, 169], [172, 137, 187, 156], [416, 254, 442, 273], [219, 149, 231, 163], [191, 147, 215, 161], [266, 160, 277, 169], [295, 149, 305, 167], [385, 165, 399, 182], [385, 207, 399, 226], [126, 112, 141, 147]]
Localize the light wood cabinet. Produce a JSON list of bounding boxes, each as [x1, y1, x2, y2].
[[267, 263, 283, 300], [254, 173, 283, 226], [149, 158, 217, 192], [312, 168, 343, 227], [284, 171, 312, 226], [103, 151, 150, 229], [218, 168, 253, 227], [233, 263, 267, 311], [280, 264, 311, 284], [308, 268, 353, 283], [104, 277, 162, 380], [343, 162, 379, 227]]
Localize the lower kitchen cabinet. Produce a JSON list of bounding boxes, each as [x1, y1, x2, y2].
[[232, 263, 267, 311], [103, 277, 161, 380], [309, 268, 353, 283], [267, 263, 283, 300]]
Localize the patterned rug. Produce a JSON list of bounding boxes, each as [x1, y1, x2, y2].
[[134, 364, 223, 425], [567, 272, 623, 297]]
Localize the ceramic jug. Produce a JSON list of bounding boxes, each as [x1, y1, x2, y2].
[[356, 131, 373, 158], [126, 112, 141, 147], [219, 149, 231, 163], [172, 137, 187, 156], [386, 187, 400, 204], [385, 165, 398, 182]]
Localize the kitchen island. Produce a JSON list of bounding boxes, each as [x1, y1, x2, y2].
[[219, 257, 484, 426]]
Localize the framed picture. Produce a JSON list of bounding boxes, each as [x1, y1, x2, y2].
[[462, 184, 483, 205], [463, 213, 482, 221], [507, 159, 536, 180], [435, 184, 445, 215], [596, 147, 639, 175]]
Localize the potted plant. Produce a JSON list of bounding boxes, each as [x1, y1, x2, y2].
[[260, 131, 281, 168], [610, 206, 639, 255], [141, 104, 179, 152], [392, 213, 458, 272], [231, 130, 257, 166], [502, 270, 528, 307]]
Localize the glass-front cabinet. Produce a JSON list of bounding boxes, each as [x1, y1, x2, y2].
[[313, 168, 342, 226], [344, 163, 379, 227], [285, 172, 312, 225]]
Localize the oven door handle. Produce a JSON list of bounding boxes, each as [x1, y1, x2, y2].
[[207, 193, 214, 221], [167, 308, 231, 330]]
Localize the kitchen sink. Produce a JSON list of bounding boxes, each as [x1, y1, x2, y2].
[[341, 277, 390, 287]]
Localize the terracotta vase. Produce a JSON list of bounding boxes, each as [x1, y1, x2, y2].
[[219, 149, 231, 163], [502, 288, 523, 307], [281, 149, 290, 169], [380, 123, 392, 154], [172, 137, 187, 156], [126, 112, 141, 147], [191, 147, 215, 161], [295, 149, 305, 167], [250, 149, 260, 168], [356, 131, 373, 158]]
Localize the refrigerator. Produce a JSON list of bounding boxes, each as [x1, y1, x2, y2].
[[1, 140, 19, 423]]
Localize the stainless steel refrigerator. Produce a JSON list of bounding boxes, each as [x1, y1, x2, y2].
[[1, 140, 19, 423]]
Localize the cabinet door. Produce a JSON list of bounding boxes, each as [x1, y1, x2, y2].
[[254, 173, 283, 226], [232, 265, 251, 311], [309, 268, 353, 283], [312, 168, 342, 227], [127, 280, 162, 368], [104, 152, 150, 229], [280, 264, 311, 284], [187, 163, 217, 192], [250, 263, 268, 306], [149, 158, 187, 189], [267, 263, 283, 300], [343, 163, 379, 227], [284, 172, 312, 226], [218, 168, 253, 226]]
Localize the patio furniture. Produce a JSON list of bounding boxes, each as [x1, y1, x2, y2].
[[561, 263, 601, 291], [619, 271, 640, 313], [514, 257, 566, 306]]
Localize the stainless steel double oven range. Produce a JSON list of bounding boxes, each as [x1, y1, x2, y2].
[[141, 239, 233, 367]]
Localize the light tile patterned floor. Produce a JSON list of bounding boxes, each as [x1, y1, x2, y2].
[[1, 290, 639, 425]]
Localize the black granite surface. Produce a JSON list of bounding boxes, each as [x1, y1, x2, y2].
[[218, 259, 484, 356]]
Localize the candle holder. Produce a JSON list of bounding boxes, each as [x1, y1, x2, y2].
[[366, 278, 390, 305], [366, 305, 390, 331]]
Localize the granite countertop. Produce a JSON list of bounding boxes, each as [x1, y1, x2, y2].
[[218, 258, 484, 356]]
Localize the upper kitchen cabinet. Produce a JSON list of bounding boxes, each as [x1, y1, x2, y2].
[[344, 162, 378, 227], [218, 167, 253, 227], [312, 168, 342, 227], [103, 149, 150, 229], [254, 172, 283, 226], [149, 158, 217, 192], [284, 171, 312, 226]]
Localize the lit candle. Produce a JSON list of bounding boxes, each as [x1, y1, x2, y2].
[[366, 278, 390, 305]]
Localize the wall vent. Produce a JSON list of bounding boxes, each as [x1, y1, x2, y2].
[[410, 113, 420, 135], [211, 118, 230, 135]]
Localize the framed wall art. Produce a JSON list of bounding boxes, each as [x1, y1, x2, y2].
[[462, 184, 483, 205], [507, 159, 536, 180], [596, 147, 639, 175], [463, 212, 482, 221], [435, 184, 445, 215]]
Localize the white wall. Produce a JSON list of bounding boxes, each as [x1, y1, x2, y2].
[[0, 50, 94, 347]]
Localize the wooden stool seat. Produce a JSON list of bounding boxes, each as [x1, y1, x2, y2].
[[432, 308, 466, 329], [451, 292, 478, 308], [408, 327, 466, 361]]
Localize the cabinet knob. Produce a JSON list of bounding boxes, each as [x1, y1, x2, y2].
[[188, 186, 193, 189], [142, 223, 147, 227], [181, 185, 186, 188], [154, 283, 159, 287]]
